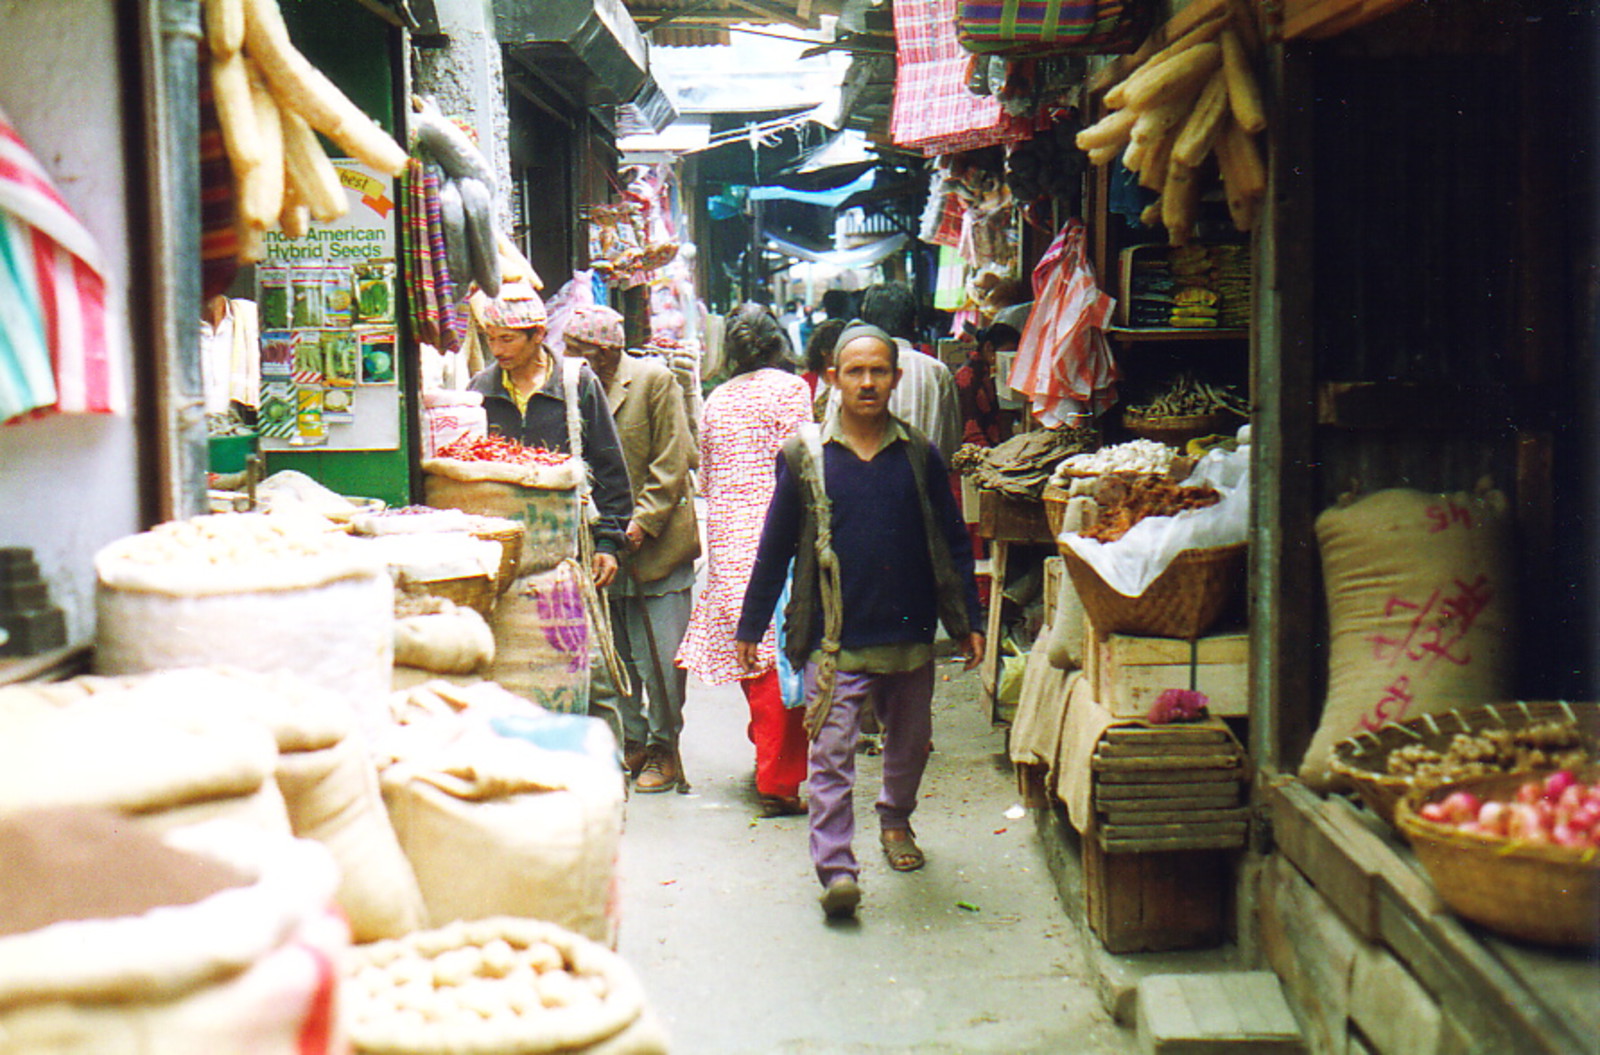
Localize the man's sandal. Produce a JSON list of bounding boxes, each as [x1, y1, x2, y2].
[[880, 828, 925, 872]]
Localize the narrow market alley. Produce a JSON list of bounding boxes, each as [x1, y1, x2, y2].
[[616, 655, 1136, 1054]]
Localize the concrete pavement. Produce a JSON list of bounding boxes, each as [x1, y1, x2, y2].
[[614, 655, 1138, 1054]]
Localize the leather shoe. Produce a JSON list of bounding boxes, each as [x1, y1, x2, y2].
[[635, 745, 681, 794], [759, 794, 806, 817], [622, 741, 647, 779]]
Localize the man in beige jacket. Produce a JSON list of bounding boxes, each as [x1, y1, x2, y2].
[[565, 306, 701, 793]]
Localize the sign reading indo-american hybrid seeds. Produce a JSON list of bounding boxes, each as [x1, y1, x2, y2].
[[256, 160, 400, 451]]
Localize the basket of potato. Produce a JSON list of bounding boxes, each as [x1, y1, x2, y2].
[[343, 917, 666, 1054]]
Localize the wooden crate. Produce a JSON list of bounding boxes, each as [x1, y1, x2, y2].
[[976, 489, 1054, 543], [1083, 826, 1233, 953], [1086, 626, 1249, 718]]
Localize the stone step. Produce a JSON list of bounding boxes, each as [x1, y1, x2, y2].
[[1137, 971, 1306, 1055]]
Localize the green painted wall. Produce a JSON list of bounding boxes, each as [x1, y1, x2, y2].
[[263, 0, 415, 508]]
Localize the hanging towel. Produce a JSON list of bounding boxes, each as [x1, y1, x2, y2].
[[1005, 218, 1119, 427], [0, 103, 122, 422]]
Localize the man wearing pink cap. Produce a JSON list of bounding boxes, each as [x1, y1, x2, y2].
[[565, 305, 700, 793], [466, 281, 632, 585]]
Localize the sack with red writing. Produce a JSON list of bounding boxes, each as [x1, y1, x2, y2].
[[1300, 480, 1516, 791]]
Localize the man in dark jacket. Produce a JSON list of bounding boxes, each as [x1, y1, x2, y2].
[[735, 323, 984, 920], [465, 282, 631, 586]]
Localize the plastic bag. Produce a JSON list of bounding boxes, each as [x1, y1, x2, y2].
[[1006, 219, 1119, 427]]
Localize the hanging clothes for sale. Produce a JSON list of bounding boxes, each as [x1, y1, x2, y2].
[[1005, 218, 1119, 427], [0, 103, 123, 424], [401, 159, 463, 355]]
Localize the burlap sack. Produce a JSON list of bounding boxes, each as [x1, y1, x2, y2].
[[422, 458, 581, 575], [381, 731, 623, 944], [0, 821, 347, 1055], [1300, 483, 1516, 790], [1046, 581, 1086, 671], [489, 562, 591, 714], [395, 606, 496, 674], [277, 739, 429, 943]]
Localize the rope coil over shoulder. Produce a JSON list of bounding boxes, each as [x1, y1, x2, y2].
[[562, 357, 630, 699], [791, 423, 845, 741]]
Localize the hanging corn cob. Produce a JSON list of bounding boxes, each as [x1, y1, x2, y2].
[[1076, 8, 1268, 245]]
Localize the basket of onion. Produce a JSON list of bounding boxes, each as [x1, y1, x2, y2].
[[1395, 767, 1600, 948]]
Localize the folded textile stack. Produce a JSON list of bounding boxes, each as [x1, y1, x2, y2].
[[1212, 244, 1252, 329]]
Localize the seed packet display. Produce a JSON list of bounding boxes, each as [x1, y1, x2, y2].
[[322, 265, 355, 328], [294, 386, 327, 447], [354, 262, 395, 325], [321, 330, 359, 387], [291, 331, 324, 384], [358, 329, 397, 384], [291, 263, 325, 329], [258, 380, 297, 439], [259, 267, 291, 330], [321, 385, 354, 423], [260, 331, 294, 377]]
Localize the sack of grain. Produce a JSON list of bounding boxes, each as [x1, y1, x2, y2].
[[395, 603, 496, 675], [1, 668, 429, 943], [1300, 483, 1516, 790], [489, 562, 591, 715], [0, 812, 348, 1054], [422, 457, 581, 575], [381, 726, 624, 945], [93, 514, 395, 739]]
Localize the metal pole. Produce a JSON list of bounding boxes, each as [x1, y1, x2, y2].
[[142, 0, 208, 522]]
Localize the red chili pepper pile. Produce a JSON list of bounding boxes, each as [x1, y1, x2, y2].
[[437, 434, 572, 467]]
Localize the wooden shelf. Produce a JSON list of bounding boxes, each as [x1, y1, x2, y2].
[[1105, 327, 1249, 343]]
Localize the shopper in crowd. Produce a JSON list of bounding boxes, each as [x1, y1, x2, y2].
[[957, 302, 1029, 448], [467, 281, 632, 588], [677, 304, 814, 817], [563, 305, 700, 793], [825, 283, 961, 462], [736, 323, 984, 919], [801, 317, 847, 411], [820, 287, 853, 322]]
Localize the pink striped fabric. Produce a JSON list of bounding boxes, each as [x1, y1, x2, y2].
[[1006, 218, 1120, 427], [0, 105, 121, 422]]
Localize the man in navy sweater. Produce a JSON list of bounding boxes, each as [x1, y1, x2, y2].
[[736, 323, 985, 919]]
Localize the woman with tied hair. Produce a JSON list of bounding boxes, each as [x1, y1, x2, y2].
[[676, 303, 813, 816]]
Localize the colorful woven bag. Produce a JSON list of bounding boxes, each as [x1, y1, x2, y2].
[[955, 0, 1148, 55]]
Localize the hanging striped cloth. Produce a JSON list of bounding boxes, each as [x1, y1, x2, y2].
[[1006, 218, 1119, 427], [402, 159, 441, 349], [0, 103, 122, 423]]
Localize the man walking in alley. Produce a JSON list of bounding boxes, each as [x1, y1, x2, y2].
[[566, 305, 700, 793], [735, 323, 984, 920]]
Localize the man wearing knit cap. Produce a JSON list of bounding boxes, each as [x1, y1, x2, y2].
[[565, 305, 700, 792], [467, 282, 632, 586], [736, 322, 984, 919]]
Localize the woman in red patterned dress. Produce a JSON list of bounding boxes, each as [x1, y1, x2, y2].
[[676, 304, 813, 815]]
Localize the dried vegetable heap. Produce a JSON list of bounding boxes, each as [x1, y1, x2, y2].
[[1386, 722, 1587, 784], [1124, 371, 1248, 421], [1080, 472, 1221, 543], [435, 435, 573, 469], [1075, 10, 1266, 243]]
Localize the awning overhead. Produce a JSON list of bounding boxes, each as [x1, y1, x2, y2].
[[748, 169, 876, 207], [495, 0, 650, 105], [763, 230, 908, 267]]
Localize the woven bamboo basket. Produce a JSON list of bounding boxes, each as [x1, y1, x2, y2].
[[1042, 484, 1072, 537], [1059, 542, 1245, 639], [1395, 769, 1600, 948], [1121, 409, 1240, 449], [403, 574, 496, 620], [471, 522, 525, 596], [1329, 701, 1598, 826]]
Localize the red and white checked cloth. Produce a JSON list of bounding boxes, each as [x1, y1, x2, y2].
[[1006, 218, 1120, 427], [0, 104, 123, 423], [891, 0, 1029, 156]]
